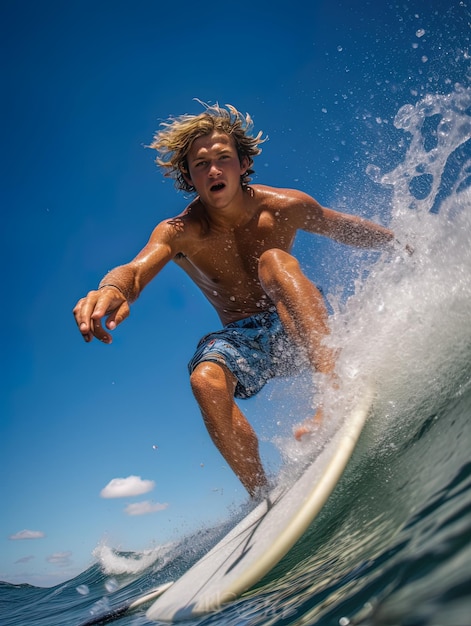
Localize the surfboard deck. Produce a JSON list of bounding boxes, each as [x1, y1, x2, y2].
[[146, 387, 375, 622]]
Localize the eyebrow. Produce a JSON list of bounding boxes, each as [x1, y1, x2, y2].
[[190, 147, 234, 163]]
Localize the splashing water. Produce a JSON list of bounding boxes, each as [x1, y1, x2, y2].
[[327, 84, 471, 434], [93, 544, 166, 576], [382, 84, 471, 215]]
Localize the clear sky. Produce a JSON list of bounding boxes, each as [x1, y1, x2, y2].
[[2, 0, 468, 587]]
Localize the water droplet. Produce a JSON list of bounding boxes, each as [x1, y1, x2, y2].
[[366, 164, 382, 183], [105, 578, 119, 593]]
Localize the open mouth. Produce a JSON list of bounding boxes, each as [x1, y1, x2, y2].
[[210, 182, 226, 192]]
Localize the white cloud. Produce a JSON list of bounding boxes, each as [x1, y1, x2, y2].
[[47, 551, 73, 567], [9, 529, 45, 540], [100, 475, 155, 499], [124, 501, 169, 516]]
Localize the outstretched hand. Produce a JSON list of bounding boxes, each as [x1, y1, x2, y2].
[[73, 286, 130, 344]]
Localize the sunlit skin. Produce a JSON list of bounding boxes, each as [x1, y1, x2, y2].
[[73, 130, 394, 496]]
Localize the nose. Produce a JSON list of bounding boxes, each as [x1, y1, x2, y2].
[[208, 162, 221, 177]]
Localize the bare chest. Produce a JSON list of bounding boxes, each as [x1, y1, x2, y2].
[[188, 214, 295, 281], [173, 212, 297, 321]]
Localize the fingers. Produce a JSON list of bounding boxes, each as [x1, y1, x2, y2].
[[73, 289, 130, 344], [89, 315, 113, 344], [103, 300, 130, 332], [72, 296, 95, 342]]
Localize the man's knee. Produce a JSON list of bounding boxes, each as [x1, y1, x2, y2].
[[258, 249, 301, 290], [190, 361, 234, 399]]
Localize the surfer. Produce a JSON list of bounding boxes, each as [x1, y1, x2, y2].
[[73, 103, 395, 497]]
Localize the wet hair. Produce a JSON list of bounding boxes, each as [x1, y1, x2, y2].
[[149, 101, 267, 193]]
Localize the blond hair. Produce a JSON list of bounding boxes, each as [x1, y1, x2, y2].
[[150, 102, 266, 192]]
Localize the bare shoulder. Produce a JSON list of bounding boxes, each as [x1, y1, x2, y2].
[[152, 200, 198, 234], [250, 184, 321, 208], [147, 199, 209, 257], [249, 184, 325, 230]]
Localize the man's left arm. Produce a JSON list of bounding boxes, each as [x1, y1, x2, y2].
[[290, 191, 395, 249], [319, 207, 395, 249]]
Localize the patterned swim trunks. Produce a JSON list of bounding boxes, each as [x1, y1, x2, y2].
[[187, 310, 310, 399]]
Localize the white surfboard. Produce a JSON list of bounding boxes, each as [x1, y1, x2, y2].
[[78, 581, 174, 626], [146, 388, 375, 622]]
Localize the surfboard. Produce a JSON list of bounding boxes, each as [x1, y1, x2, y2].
[[77, 581, 173, 626], [146, 387, 375, 622]]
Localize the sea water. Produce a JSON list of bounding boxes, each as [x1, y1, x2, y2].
[[2, 87, 471, 626]]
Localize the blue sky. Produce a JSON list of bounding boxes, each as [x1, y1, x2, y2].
[[2, 0, 469, 586]]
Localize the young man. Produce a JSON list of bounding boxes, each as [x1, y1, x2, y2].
[[73, 103, 394, 497]]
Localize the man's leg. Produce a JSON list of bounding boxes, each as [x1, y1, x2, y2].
[[190, 361, 268, 496], [259, 248, 335, 375], [258, 248, 337, 438]]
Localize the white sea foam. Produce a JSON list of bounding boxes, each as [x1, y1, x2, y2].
[[328, 85, 471, 428], [93, 542, 172, 576]]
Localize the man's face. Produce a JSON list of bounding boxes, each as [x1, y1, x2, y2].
[[184, 131, 248, 208]]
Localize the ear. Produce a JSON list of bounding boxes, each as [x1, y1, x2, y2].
[[180, 164, 193, 186], [240, 155, 250, 175], [182, 171, 193, 186]]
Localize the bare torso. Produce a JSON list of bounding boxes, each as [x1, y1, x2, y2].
[[169, 185, 301, 325]]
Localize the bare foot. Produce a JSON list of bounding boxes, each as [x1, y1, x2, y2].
[[294, 408, 323, 441]]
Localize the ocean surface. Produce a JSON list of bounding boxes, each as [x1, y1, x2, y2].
[[2, 82, 471, 626]]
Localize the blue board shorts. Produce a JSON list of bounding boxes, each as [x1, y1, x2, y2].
[[188, 310, 310, 399]]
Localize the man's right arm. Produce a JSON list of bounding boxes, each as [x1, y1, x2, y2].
[[73, 221, 177, 344]]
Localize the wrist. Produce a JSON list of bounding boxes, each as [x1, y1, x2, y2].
[[98, 283, 128, 299]]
